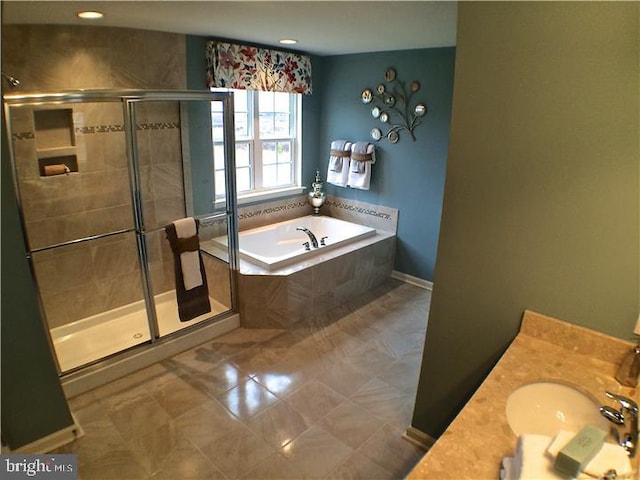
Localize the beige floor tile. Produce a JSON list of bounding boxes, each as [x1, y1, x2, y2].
[[54, 416, 127, 465], [126, 422, 187, 476], [326, 450, 394, 480], [67, 279, 431, 480], [358, 423, 425, 478], [280, 426, 354, 479], [78, 447, 149, 480], [199, 423, 276, 479], [377, 358, 422, 394], [185, 361, 247, 398], [314, 358, 371, 397], [148, 376, 213, 418], [244, 400, 309, 449], [150, 447, 226, 480], [349, 377, 408, 424], [108, 395, 172, 440], [217, 377, 279, 420], [170, 343, 225, 374], [173, 399, 242, 449], [228, 343, 287, 377], [241, 452, 309, 479], [252, 362, 311, 398], [316, 400, 384, 450], [284, 380, 345, 425]]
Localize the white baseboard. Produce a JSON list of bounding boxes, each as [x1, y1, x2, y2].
[[5, 413, 84, 454], [391, 270, 433, 290], [403, 426, 436, 451]]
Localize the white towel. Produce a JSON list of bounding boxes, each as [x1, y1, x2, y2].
[[173, 217, 203, 291], [546, 430, 632, 478], [501, 434, 564, 480], [347, 141, 375, 190], [327, 140, 352, 187]]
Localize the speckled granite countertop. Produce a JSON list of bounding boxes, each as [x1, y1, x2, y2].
[[407, 310, 639, 479]]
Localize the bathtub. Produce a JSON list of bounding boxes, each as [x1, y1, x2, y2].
[[214, 215, 376, 271]]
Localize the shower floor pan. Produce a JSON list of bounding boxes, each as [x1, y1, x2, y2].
[[50, 290, 228, 373]]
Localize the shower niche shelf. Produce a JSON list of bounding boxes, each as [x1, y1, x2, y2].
[[34, 108, 78, 176]]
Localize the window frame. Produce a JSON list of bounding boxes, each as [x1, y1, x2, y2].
[[212, 89, 303, 207]]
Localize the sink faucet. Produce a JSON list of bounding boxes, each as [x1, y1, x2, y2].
[[296, 227, 319, 248], [600, 391, 638, 458]]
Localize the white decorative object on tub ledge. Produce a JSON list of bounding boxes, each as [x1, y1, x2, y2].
[[323, 195, 398, 233]]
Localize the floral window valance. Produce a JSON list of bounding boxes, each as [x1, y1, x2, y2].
[[206, 41, 312, 94]]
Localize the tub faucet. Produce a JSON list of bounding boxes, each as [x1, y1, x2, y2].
[[296, 227, 319, 248], [600, 391, 638, 458]]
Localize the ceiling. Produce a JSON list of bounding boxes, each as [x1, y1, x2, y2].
[[1, 1, 458, 56]]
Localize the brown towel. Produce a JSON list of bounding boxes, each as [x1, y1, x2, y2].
[[165, 219, 211, 322]]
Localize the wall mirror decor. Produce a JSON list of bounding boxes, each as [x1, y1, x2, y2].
[[361, 67, 427, 143]]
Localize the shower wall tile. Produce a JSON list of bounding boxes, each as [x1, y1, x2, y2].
[[99, 273, 144, 312], [3, 24, 188, 328], [152, 198, 186, 230], [33, 246, 93, 295], [40, 292, 70, 330], [151, 163, 184, 201], [81, 169, 131, 210], [149, 128, 182, 165], [93, 238, 140, 279], [87, 204, 134, 235]]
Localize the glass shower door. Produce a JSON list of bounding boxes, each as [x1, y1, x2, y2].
[[126, 93, 237, 339], [5, 99, 151, 373]]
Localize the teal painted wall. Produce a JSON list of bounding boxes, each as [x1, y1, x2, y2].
[[319, 48, 455, 281], [1, 107, 74, 449], [185, 35, 217, 216], [183, 41, 455, 281]]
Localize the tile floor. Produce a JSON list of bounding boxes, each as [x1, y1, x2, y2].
[[57, 278, 431, 479]]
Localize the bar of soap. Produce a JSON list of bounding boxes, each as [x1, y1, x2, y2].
[[553, 425, 607, 478]]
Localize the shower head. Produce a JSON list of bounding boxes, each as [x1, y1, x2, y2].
[[1, 72, 20, 88]]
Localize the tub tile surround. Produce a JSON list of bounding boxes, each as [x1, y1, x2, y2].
[[55, 278, 429, 479], [209, 195, 399, 329], [233, 194, 398, 234], [407, 311, 639, 479]]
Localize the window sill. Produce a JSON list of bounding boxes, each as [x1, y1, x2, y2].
[[214, 186, 306, 209]]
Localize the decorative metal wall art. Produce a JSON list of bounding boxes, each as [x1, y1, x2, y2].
[[361, 67, 427, 143]]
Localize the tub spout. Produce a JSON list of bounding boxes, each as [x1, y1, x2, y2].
[[296, 227, 319, 248]]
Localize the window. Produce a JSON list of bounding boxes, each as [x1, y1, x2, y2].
[[212, 89, 302, 203]]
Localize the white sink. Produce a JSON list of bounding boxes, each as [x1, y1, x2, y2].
[[506, 381, 611, 436]]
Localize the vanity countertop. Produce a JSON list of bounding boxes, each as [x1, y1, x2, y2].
[[407, 310, 639, 479]]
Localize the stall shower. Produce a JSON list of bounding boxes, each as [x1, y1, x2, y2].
[[3, 90, 239, 377]]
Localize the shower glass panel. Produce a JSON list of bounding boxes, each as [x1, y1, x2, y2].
[[4, 90, 238, 375], [31, 232, 147, 372], [128, 97, 235, 338], [5, 99, 150, 373]]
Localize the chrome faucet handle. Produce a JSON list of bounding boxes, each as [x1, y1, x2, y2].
[[320, 236, 328, 246], [302, 241, 310, 251], [600, 405, 625, 425], [605, 392, 638, 414], [602, 391, 638, 458]]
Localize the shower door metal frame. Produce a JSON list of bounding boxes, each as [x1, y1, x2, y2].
[[3, 89, 239, 374]]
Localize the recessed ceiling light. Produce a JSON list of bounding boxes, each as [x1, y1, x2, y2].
[[77, 11, 104, 20], [279, 39, 298, 45]]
